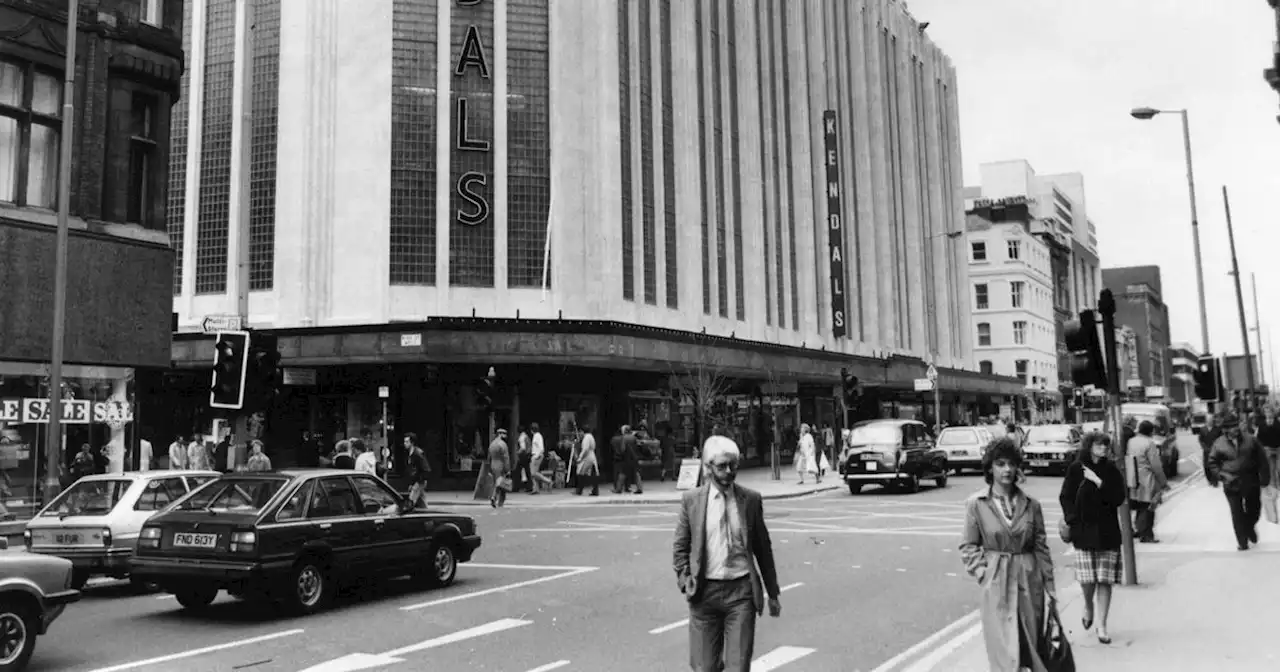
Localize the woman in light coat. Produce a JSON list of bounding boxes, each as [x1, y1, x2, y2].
[[795, 424, 819, 484], [573, 427, 599, 496], [1126, 420, 1167, 543], [960, 437, 1057, 672]]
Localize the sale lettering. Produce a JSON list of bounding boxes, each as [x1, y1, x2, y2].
[[0, 398, 133, 425], [453, 0, 492, 227]]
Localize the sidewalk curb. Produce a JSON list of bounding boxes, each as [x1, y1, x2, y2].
[[426, 483, 842, 508]]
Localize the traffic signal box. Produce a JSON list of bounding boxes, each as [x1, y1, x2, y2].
[[1064, 310, 1108, 390], [1193, 355, 1222, 403], [474, 370, 496, 410], [840, 368, 860, 409], [245, 333, 283, 412], [210, 331, 250, 409]]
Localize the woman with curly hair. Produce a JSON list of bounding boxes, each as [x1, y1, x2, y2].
[[959, 437, 1057, 672], [1059, 431, 1125, 644]]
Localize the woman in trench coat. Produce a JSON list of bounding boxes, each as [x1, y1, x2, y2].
[[959, 437, 1057, 672]]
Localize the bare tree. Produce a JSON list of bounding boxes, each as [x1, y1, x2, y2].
[[669, 355, 735, 456], [761, 366, 783, 480]]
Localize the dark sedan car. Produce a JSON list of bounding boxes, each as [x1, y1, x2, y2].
[[838, 419, 949, 494], [129, 469, 481, 615]]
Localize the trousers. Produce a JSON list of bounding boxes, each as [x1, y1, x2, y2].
[[688, 576, 756, 672], [1224, 485, 1262, 548]]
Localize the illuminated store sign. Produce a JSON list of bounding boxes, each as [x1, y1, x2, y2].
[[454, 0, 492, 227]]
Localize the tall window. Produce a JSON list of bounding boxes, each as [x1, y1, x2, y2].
[[971, 241, 986, 261], [974, 283, 989, 310], [1013, 320, 1027, 345], [141, 0, 164, 25], [977, 322, 991, 346], [1010, 281, 1024, 308], [128, 93, 158, 225], [0, 60, 60, 208], [1015, 359, 1028, 384], [1007, 239, 1020, 260]]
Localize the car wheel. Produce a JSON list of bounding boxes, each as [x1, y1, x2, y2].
[[286, 558, 331, 615], [70, 570, 89, 591], [0, 600, 37, 672], [847, 483, 862, 495], [428, 542, 458, 588], [903, 474, 920, 494], [174, 585, 218, 611], [935, 474, 949, 488]]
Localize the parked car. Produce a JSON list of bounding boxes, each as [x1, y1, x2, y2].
[[1191, 412, 1207, 436], [0, 539, 81, 671], [1022, 424, 1081, 474], [129, 469, 482, 614], [1122, 403, 1179, 478], [936, 426, 994, 474], [838, 419, 948, 494], [985, 424, 1026, 449], [23, 470, 221, 589]]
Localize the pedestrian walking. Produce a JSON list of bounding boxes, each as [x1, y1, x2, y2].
[[528, 423, 553, 494], [1207, 413, 1273, 550], [794, 424, 819, 484], [168, 435, 187, 470], [1126, 420, 1167, 543], [488, 428, 511, 508], [672, 436, 781, 672], [405, 433, 430, 509], [245, 440, 272, 471], [959, 436, 1057, 672], [1059, 432, 1125, 644], [573, 425, 600, 496], [1199, 414, 1224, 483]]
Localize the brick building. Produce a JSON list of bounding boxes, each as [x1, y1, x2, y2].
[[0, 0, 182, 499], [1102, 265, 1173, 401]]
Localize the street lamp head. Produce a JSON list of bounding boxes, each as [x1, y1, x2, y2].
[[1130, 106, 1161, 120]]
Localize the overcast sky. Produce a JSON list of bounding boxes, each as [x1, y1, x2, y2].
[[910, 0, 1280, 367]]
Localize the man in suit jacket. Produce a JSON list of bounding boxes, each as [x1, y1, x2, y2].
[[672, 436, 781, 671]]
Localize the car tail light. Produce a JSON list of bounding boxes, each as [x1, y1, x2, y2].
[[230, 531, 257, 553], [22, 529, 30, 551], [138, 526, 162, 549], [64, 566, 74, 590], [102, 527, 113, 548]]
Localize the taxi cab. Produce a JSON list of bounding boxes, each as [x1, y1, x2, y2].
[[838, 419, 949, 494], [129, 469, 482, 615], [23, 470, 221, 589]]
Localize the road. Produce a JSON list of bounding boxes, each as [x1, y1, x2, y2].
[[32, 433, 1203, 672]]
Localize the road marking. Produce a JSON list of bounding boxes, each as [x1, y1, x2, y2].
[[867, 610, 980, 672], [750, 646, 816, 671], [87, 629, 304, 672], [901, 622, 982, 672], [399, 567, 597, 611], [524, 661, 570, 672], [385, 618, 531, 656], [650, 582, 804, 634], [468, 562, 598, 572], [780, 581, 804, 592], [507, 526, 957, 536]]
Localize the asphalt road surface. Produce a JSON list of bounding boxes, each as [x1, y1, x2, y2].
[[33, 433, 1203, 672]]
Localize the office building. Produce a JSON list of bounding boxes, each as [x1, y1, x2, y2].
[[1103, 266, 1172, 401]]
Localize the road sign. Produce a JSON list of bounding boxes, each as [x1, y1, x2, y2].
[[926, 364, 938, 382], [914, 378, 934, 392], [202, 314, 243, 333]]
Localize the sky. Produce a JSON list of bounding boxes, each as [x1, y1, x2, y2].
[[910, 0, 1280, 369]]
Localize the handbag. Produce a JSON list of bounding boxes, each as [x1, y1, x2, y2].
[[1263, 486, 1279, 525], [496, 476, 513, 492], [1039, 597, 1076, 672], [1057, 517, 1072, 544]]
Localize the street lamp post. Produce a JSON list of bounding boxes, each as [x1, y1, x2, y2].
[[45, 0, 79, 501], [1130, 107, 1210, 361]]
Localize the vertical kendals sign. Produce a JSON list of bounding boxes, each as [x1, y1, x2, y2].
[[454, 0, 492, 228], [823, 110, 848, 338]]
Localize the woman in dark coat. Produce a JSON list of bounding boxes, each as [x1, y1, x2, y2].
[[1059, 431, 1126, 644]]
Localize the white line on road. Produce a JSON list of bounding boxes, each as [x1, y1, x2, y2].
[[900, 623, 982, 672], [385, 618, 531, 657], [87, 629, 304, 672], [867, 610, 980, 672], [524, 661, 570, 672], [779, 581, 804, 592], [649, 582, 804, 634], [750, 645, 816, 671], [399, 567, 598, 611], [468, 562, 598, 572]]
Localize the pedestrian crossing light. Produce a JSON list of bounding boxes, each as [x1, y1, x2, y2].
[[1193, 355, 1222, 403], [1063, 310, 1108, 389], [840, 368, 860, 408], [210, 331, 250, 410], [1072, 388, 1085, 408], [475, 366, 497, 410]]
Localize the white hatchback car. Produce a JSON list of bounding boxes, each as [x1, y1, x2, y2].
[[23, 470, 221, 589], [936, 426, 994, 474]]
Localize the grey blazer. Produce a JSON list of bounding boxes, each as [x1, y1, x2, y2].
[[672, 483, 780, 615]]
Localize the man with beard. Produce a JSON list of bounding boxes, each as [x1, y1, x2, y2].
[[1207, 413, 1273, 550], [672, 436, 781, 671]]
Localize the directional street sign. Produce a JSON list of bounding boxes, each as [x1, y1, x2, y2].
[[202, 314, 243, 333]]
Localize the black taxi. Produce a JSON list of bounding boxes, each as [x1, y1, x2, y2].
[[838, 419, 949, 494], [128, 469, 481, 615]]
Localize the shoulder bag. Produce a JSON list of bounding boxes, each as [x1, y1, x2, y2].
[[1039, 596, 1076, 672]]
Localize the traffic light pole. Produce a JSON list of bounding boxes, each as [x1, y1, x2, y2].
[[1100, 289, 1138, 586], [1223, 187, 1257, 409]]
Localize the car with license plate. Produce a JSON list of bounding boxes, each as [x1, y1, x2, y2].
[[0, 538, 81, 671], [838, 419, 948, 494], [936, 426, 994, 474], [1122, 403, 1179, 478], [1022, 424, 1081, 474], [23, 471, 221, 589], [129, 469, 482, 614]]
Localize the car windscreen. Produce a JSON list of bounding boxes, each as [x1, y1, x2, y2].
[[985, 425, 1008, 438], [848, 425, 901, 445], [1130, 414, 1170, 434], [41, 479, 131, 517], [172, 477, 287, 513], [1026, 426, 1073, 443], [938, 429, 981, 446]]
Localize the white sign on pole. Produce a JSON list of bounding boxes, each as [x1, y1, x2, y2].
[[201, 314, 243, 333], [926, 364, 938, 382], [914, 378, 934, 392]]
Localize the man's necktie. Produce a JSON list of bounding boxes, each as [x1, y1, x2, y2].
[[721, 496, 744, 555]]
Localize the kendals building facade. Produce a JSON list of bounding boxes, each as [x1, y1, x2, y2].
[[162, 0, 1021, 483]]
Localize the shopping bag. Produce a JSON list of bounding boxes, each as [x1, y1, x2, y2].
[[496, 476, 513, 492], [1039, 597, 1076, 672], [1263, 486, 1279, 525], [819, 452, 831, 475]]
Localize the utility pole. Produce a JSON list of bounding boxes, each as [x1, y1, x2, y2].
[[1252, 273, 1265, 386], [1100, 289, 1138, 585], [1223, 187, 1257, 409]]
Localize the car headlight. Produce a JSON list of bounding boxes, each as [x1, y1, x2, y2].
[[22, 529, 31, 550]]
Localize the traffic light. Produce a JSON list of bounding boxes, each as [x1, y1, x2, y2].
[[475, 366, 497, 410], [1063, 310, 1107, 389], [840, 368, 860, 408], [1071, 388, 1085, 408], [245, 332, 282, 411], [1193, 355, 1222, 402], [210, 331, 250, 409]]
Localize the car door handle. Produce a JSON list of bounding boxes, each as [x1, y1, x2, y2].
[[319, 523, 332, 530]]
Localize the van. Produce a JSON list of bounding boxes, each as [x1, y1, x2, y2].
[[1121, 403, 1178, 478]]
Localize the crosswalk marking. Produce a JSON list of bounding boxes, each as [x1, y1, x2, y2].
[[384, 618, 531, 657], [649, 582, 805, 635], [523, 661, 570, 672], [750, 646, 816, 671]]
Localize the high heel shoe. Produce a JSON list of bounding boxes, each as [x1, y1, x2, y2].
[[1082, 615, 1093, 630], [1096, 626, 1111, 644]]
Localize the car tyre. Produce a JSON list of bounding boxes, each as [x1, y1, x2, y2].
[[427, 542, 458, 588], [174, 585, 218, 611], [935, 474, 948, 488], [847, 483, 862, 495], [285, 558, 331, 615], [0, 600, 37, 672], [903, 474, 920, 494]]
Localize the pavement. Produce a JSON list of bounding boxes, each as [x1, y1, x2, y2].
[[884, 432, 1280, 672]]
